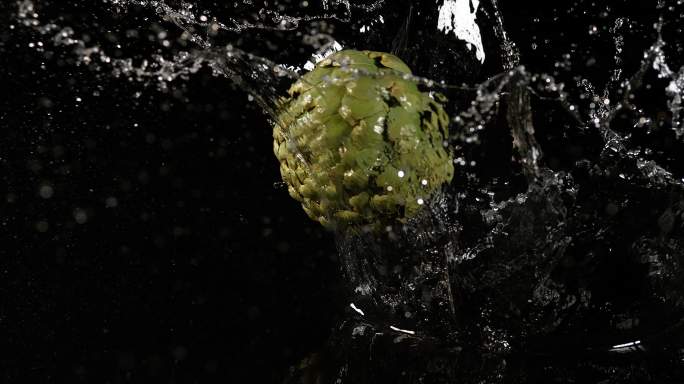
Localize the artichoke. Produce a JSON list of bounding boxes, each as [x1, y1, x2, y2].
[[273, 50, 454, 229]]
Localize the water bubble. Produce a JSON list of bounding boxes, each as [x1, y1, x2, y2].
[[73, 208, 88, 224], [35, 220, 49, 232], [105, 197, 118, 208], [38, 184, 54, 199]]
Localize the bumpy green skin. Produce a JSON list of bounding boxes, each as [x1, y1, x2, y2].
[[273, 50, 454, 229]]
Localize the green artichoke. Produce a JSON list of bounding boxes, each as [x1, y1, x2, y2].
[[273, 50, 454, 229]]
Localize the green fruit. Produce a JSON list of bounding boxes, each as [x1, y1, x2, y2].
[[273, 50, 454, 229]]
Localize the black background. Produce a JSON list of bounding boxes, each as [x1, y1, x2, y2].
[[1, 2, 342, 382], [1, 0, 682, 383]]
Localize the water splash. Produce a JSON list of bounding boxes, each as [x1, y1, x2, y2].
[[11, 0, 684, 381], [650, 24, 684, 138], [437, 0, 485, 63], [14, 0, 303, 117]]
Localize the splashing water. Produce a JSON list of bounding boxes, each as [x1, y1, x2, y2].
[[15, 0, 684, 151], [10, 0, 684, 381]]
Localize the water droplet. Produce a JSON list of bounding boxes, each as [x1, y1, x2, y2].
[[73, 208, 88, 224], [39, 184, 54, 199]]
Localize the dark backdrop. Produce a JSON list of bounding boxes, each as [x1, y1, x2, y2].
[[1, 0, 682, 383]]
